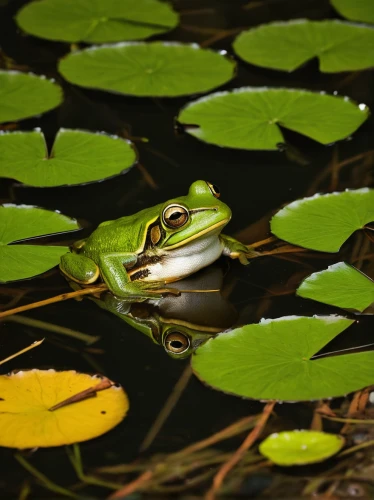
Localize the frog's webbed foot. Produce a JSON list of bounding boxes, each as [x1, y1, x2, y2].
[[220, 234, 259, 265]]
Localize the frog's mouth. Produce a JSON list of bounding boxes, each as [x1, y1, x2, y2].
[[163, 218, 229, 251]]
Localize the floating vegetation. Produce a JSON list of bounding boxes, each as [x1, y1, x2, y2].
[[0, 71, 62, 124], [233, 20, 374, 72], [331, 0, 374, 24], [0, 128, 137, 187], [271, 188, 374, 252], [0, 205, 79, 282], [58, 42, 236, 97], [15, 0, 179, 43], [259, 430, 345, 465], [192, 315, 374, 401], [177, 88, 369, 150], [297, 262, 374, 313], [0, 370, 128, 448]]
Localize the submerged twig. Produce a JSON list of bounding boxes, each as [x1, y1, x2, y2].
[[0, 284, 108, 319], [0, 339, 44, 366], [67, 444, 122, 491], [174, 415, 258, 460], [140, 363, 193, 452], [4, 315, 99, 345], [15, 454, 83, 500], [206, 401, 276, 500], [108, 470, 154, 499], [339, 439, 374, 457]]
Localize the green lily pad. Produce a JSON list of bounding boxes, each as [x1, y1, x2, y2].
[[331, 0, 374, 24], [58, 42, 236, 97], [0, 71, 62, 124], [192, 316, 374, 401], [177, 88, 368, 150], [271, 188, 374, 252], [233, 20, 374, 72], [0, 128, 137, 187], [15, 0, 179, 43], [259, 431, 345, 466], [297, 262, 374, 313], [0, 205, 79, 282]]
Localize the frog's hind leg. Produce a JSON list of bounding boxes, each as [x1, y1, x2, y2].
[[60, 253, 100, 284]]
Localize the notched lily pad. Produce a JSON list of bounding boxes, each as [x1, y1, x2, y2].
[[0, 70, 62, 124], [259, 430, 345, 466], [233, 19, 374, 72], [0, 369, 129, 448], [297, 262, 374, 313], [0, 204, 79, 282], [192, 315, 374, 401], [271, 188, 374, 252], [16, 0, 179, 43], [331, 0, 374, 24], [58, 42, 236, 97], [0, 128, 137, 187], [177, 88, 369, 150]]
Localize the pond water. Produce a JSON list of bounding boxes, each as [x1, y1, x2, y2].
[[0, 0, 373, 498]]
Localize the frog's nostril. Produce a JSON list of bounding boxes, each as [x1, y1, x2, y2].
[[207, 182, 221, 198]]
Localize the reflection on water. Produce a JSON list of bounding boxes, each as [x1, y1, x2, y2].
[[90, 264, 238, 358]]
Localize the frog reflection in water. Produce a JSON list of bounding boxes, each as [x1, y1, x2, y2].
[[93, 264, 239, 358], [60, 180, 255, 301]]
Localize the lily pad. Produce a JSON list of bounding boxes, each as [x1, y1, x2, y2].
[[0, 71, 62, 124], [259, 430, 345, 466], [331, 0, 374, 24], [16, 0, 178, 44], [0, 204, 79, 282], [0, 128, 137, 187], [58, 42, 236, 97], [271, 188, 374, 252], [297, 262, 374, 312], [177, 88, 368, 150], [192, 316, 374, 401], [0, 369, 129, 448], [233, 20, 374, 72]]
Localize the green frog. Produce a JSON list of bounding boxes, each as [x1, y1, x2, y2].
[[60, 180, 254, 300]]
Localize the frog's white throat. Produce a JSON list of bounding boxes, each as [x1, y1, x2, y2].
[[140, 232, 224, 283]]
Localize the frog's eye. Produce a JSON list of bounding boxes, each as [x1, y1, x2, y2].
[[164, 331, 190, 354], [163, 205, 189, 228], [207, 182, 220, 198]]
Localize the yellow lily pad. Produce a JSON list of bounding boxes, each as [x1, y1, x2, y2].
[[0, 369, 129, 448]]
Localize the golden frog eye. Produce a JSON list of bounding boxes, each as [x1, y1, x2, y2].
[[207, 181, 221, 198], [163, 205, 189, 228], [164, 331, 190, 354]]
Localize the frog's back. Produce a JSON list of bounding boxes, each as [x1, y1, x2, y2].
[[82, 204, 161, 259]]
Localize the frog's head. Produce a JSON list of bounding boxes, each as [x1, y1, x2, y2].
[[158, 180, 231, 250]]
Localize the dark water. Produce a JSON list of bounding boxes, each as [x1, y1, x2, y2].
[[0, 0, 373, 497]]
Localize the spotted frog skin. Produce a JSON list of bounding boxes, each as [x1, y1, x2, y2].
[[60, 180, 253, 300]]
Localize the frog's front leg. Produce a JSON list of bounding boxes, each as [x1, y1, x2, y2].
[[98, 252, 173, 300], [220, 234, 259, 265]]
